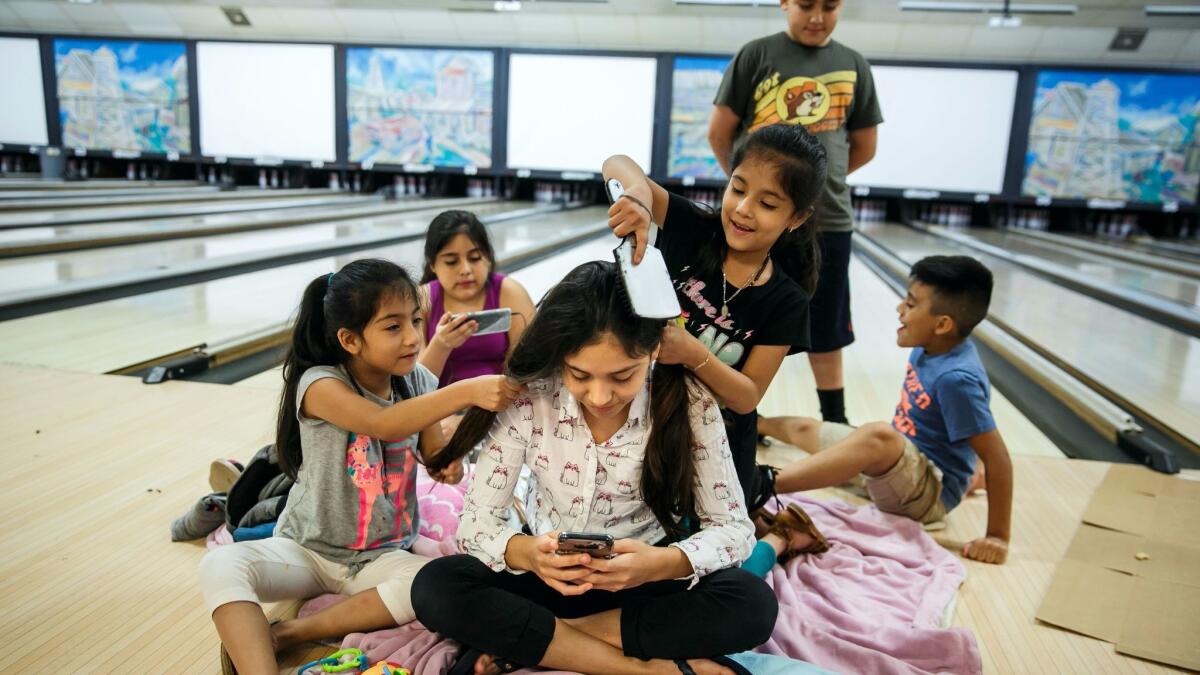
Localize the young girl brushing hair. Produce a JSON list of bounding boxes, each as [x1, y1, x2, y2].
[[603, 124, 831, 574], [197, 259, 521, 675], [414, 261, 776, 675]]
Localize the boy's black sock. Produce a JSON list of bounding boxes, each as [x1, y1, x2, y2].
[[817, 388, 849, 424]]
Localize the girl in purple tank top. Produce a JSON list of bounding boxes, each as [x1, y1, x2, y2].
[[419, 211, 536, 398]]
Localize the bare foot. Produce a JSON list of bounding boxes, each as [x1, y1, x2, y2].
[[268, 621, 288, 652], [473, 653, 505, 675]]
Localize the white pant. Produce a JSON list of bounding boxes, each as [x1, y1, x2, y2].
[[198, 537, 430, 624]]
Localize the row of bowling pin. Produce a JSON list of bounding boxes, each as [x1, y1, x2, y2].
[[683, 189, 721, 209], [998, 209, 1050, 231], [390, 175, 430, 196], [125, 162, 161, 181], [1084, 213, 1139, 239], [468, 179, 505, 199], [853, 199, 887, 223], [535, 182, 585, 204], [258, 169, 292, 189], [0, 155, 34, 174], [919, 204, 971, 229]]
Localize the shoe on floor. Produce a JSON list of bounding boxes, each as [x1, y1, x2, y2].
[[209, 458, 243, 493]]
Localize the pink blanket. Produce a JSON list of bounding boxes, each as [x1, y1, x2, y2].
[[762, 494, 981, 675]]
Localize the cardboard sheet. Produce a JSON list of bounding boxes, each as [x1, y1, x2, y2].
[[1036, 464, 1200, 671]]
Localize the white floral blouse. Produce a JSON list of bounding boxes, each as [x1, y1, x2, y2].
[[457, 374, 756, 584]]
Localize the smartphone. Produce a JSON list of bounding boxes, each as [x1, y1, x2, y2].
[[456, 307, 511, 336], [556, 532, 616, 559]]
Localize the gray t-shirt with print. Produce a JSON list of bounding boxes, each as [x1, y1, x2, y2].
[[275, 363, 439, 569], [715, 35, 883, 232]]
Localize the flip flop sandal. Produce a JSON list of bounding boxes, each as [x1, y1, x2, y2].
[[765, 503, 830, 563], [449, 647, 520, 675], [675, 656, 753, 675]]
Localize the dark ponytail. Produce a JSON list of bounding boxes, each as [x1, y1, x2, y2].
[[698, 123, 828, 296], [427, 261, 699, 538], [275, 258, 419, 479]]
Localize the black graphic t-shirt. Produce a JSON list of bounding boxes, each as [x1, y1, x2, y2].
[[660, 191, 811, 500]]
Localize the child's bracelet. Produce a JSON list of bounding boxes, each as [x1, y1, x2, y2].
[[619, 193, 652, 219], [688, 353, 712, 372]]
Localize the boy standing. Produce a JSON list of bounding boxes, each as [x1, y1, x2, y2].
[[709, 0, 882, 425], [759, 256, 1013, 564]]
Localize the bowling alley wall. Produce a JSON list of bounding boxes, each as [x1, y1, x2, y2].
[[1, 32, 1197, 238]]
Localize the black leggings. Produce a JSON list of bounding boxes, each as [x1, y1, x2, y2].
[[412, 554, 778, 667]]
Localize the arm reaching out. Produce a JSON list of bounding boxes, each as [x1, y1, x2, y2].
[[962, 428, 1012, 564]]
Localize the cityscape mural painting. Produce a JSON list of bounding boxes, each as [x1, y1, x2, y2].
[[668, 55, 731, 180], [347, 47, 493, 169], [55, 38, 191, 154], [1023, 70, 1200, 204]]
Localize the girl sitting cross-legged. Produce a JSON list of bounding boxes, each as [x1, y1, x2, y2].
[[415, 261, 777, 675]]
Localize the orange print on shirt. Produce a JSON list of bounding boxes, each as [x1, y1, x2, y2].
[[749, 70, 857, 134], [893, 363, 931, 438]]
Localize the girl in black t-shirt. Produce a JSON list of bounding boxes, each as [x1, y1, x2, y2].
[[602, 124, 833, 573]]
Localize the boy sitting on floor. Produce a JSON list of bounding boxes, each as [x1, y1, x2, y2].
[[760, 255, 1012, 564]]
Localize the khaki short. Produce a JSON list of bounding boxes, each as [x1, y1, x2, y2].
[[818, 421, 947, 524]]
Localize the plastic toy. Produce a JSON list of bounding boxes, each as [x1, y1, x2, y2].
[[362, 662, 409, 675], [299, 648, 369, 674]]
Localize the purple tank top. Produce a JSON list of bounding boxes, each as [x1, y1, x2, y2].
[[425, 273, 510, 388]]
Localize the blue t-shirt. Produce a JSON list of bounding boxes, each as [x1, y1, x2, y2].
[[891, 340, 996, 511]]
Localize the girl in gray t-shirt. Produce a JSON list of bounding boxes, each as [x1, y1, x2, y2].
[[198, 258, 521, 674]]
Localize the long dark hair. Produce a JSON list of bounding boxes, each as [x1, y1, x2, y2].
[[699, 123, 828, 295], [275, 258, 420, 479], [420, 210, 496, 285], [427, 261, 699, 538]]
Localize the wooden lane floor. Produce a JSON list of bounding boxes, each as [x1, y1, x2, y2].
[[0, 178, 200, 190], [2, 361, 1185, 674], [758, 257, 1062, 458], [861, 222, 1200, 452], [0, 200, 530, 298], [0, 195, 494, 255], [0, 192, 362, 230], [0, 185, 218, 201], [965, 227, 1200, 309], [0, 187, 342, 212], [0, 207, 609, 374]]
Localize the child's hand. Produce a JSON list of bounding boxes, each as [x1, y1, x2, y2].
[[428, 458, 465, 485], [432, 312, 478, 350], [962, 536, 1008, 564], [607, 192, 653, 264], [657, 323, 704, 368], [471, 375, 523, 412], [578, 538, 658, 591], [525, 532, 594, 596]]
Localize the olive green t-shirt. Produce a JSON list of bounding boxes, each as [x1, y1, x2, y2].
[[715, 34, 883, 232]]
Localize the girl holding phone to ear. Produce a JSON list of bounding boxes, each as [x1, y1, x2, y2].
[[414, 262, 775, 675]]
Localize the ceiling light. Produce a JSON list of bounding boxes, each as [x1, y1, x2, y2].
[[1145, 3, 1200, 14], [674, 0, 777, 6], [898, 0, 1076, 13], [494, 0, 522, 10]]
